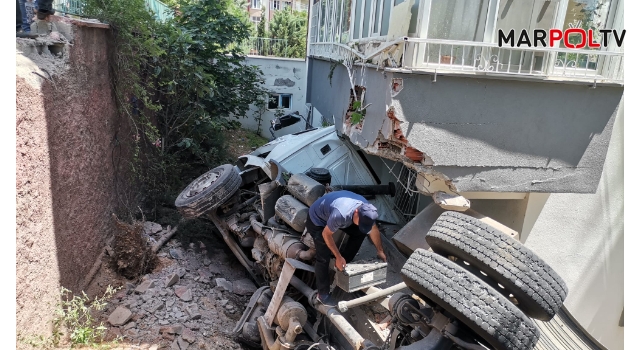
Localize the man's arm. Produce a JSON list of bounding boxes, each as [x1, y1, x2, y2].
[[322, 225, 347, 271], [369, 224, 387, 262]]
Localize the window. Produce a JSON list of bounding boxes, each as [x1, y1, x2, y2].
[[268, 94, 293, 110], [272, 0, 281, 10], [252, 0, 261, 9], [251, 16, 261, 22], [351, 0, 393, 39]]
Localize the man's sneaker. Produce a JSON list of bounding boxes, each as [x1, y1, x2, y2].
[[316, 293, 337, 308]]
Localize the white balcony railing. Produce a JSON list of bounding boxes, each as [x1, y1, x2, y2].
[[404, 38, 623, 84], [309, 38, 624, 85], [242, 37, 291, 58]]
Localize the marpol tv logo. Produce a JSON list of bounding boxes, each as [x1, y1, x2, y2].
[[498, 21, 625, 49]]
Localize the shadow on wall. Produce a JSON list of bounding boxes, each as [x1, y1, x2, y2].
[[395, 75, 623, 167], [42, 26, 128, 292]]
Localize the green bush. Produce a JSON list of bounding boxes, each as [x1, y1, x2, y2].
[[82, 0, 269, 213]]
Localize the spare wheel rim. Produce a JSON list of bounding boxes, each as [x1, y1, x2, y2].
[[186, 170, 222, 198]]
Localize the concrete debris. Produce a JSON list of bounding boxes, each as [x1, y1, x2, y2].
[[174, 286, 193, 302], [165, 273, 180, 287], [197, 269, 213, 281], [99, 234, 251, 348], [182, 328, 197, 344], [108, 306, 133, 326], [432, 191, 471, 211], [186, 305, 202, 320], [135, 280, 155, 294], [215, 278, 233, 292], [177, 337, 189, 349], [232, 278, 257, 296], [144, 221, 164, 235], [170, 249, 185, 260]]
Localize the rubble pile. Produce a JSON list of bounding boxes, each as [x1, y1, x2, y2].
[[101, 222, 258, 350]]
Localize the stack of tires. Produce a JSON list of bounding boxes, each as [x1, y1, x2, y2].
[[401, 211, 569, 350]]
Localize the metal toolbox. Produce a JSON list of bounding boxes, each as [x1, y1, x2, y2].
[[334, 260, 387, 293]]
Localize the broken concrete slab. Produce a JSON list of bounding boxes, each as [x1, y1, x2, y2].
[[135, 280, 155, 294], [174, 286, 193, 302], [169, 249, 185, 260], [181, 328, 197, 344], [432, 191, 470, 211], [145, 301, 164, 313], [177, 337, 189, 350], [123, 321, 137, 331], [144, 221, 163, 235], [232, 278, 257, 296], [165, 273, 180, 288], [186, 305, 202, 320], [198, 269, 213, 281], [159, 324, 184, 335], [108, 306, 133, 326], [215, 278, 233, 292]]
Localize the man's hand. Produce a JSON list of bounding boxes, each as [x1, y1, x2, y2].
[[335, 256, 347, 271], [377, 250, 387, 262]]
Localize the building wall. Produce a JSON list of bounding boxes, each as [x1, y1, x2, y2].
[[523, 101, 624, 350], [240, 56, 308, 139], [16, 18, 129, 346], [306, 57, 623, 194]]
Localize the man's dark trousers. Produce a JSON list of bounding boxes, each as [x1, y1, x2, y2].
[[305, 213, 367, 297]]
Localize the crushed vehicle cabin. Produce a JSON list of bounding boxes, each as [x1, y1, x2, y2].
[[175, 126, 568, 350]]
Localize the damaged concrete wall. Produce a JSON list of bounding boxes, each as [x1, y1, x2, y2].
[[16, 18, 127, 345], [523, 103, 624, 350], [307, 57, 623, 194], [240, 57, 308, 138]]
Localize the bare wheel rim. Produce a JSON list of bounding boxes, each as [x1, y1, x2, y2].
[[186, 170, 221, 198]]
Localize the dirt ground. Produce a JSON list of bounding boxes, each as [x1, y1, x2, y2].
[[226, 128, 269, 160]]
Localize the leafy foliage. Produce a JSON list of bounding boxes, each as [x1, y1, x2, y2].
[[82, 0, 269, 214], [257, 6, 267, 38], [19, 287, 121, 348], [268, 9, 308, 58]]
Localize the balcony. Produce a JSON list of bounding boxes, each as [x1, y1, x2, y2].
[[242, 37, 292, 57], [308, 0, 624, 85]]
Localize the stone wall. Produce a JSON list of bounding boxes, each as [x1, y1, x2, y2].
[[16, 17, 129, 346]]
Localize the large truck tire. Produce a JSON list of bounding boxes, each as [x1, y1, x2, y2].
[[425, 211, 568, 321], [175, 164, 241, 219], [402, 249, 540, 350]]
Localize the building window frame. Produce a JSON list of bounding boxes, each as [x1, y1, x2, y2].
[[267, 93, 293, 110], [252, 0, 262, 9]]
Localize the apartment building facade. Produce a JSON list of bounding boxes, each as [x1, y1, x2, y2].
[[304, 0, 624, 349], [247, 0, 310, 30]]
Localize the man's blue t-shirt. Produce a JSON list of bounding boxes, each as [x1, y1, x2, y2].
[[308, 190, 369, 233]]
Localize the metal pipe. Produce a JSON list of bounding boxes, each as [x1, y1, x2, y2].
[[284, 318, 303, 343], [326, 308, 366, 350], [209, 214, 261, 284], [290, 275, 315, 300], [337, 282, 407, 312], [331, 183, 396, 197], [290, 276, 366, 350], [257, 316, 282, 350], [303, 322, 320, 342]]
